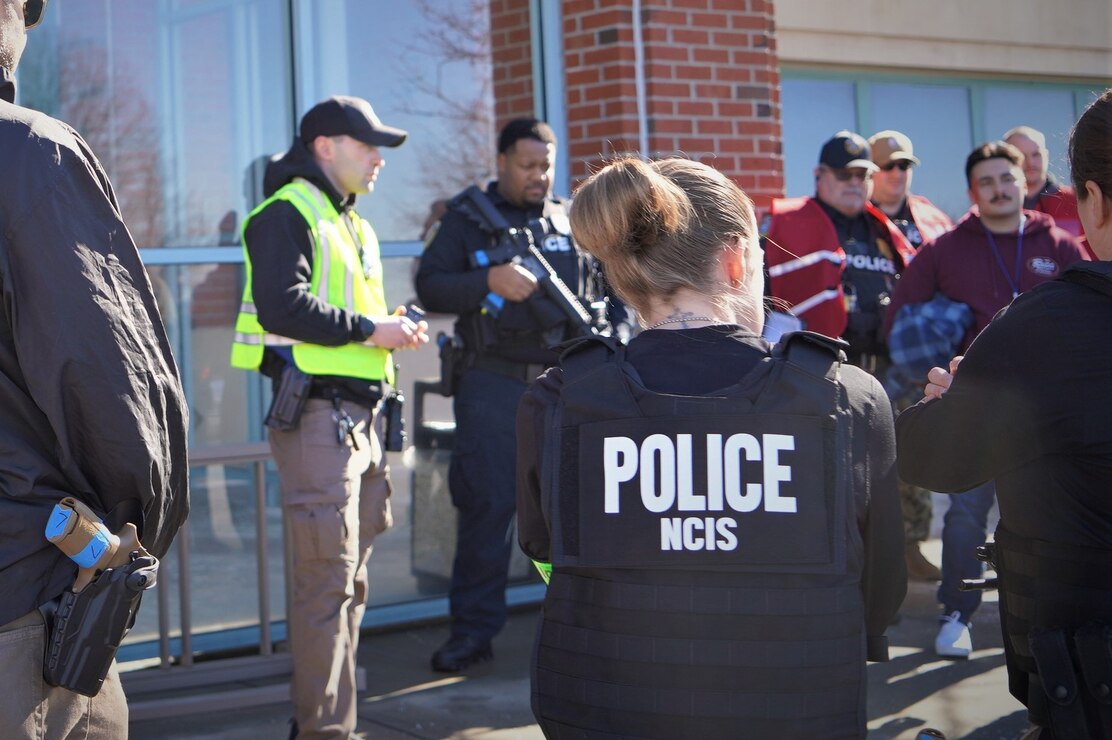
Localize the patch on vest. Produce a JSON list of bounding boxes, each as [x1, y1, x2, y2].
[[576, 414, 837, 571]]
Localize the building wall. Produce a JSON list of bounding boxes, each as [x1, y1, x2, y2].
[[491, 0, 536, 124], [561, 0, 783, 209], [775, 0, 1112, 79], [490, 1, 784, 209]]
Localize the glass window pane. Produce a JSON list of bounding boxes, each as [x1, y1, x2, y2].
[[869, 82, 974, 219], [984, 87, 1077, 186], [18, 0, 293, 248], [780, 79, 857, 199], [297, 2, 497, 242], [128, 459, 286, 651]]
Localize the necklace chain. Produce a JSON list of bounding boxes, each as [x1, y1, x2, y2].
[[644, 316, 715, 331]]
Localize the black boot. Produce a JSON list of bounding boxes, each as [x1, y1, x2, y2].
[[430, 635, 493, 672]]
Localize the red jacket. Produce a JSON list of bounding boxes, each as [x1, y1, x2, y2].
[[1033, 183, 1083, 239], [884, 209, 1089, 352], [907, 194, 953, 244], [765, 197, 915, 339]]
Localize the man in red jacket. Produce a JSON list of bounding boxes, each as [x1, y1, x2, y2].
[[885, 141, 1088, 659], [764, 131, 914, 371], [1005, 125, 1083, 238]]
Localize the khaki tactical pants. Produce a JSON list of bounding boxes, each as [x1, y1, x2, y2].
[[0, 609, 128, 739], [269, 399, 393, 740]]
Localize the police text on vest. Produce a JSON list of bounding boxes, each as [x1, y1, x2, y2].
[[603, 433, 797, 552]]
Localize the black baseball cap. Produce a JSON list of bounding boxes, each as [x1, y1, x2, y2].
[[818, 130, 877, 171], [300, 96, 407, 149]]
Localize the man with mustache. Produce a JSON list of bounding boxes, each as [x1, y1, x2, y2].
[[764, 131, 914, 370], [884, 141, 1087, 659]]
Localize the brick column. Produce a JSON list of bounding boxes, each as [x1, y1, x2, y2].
[[562, 0, 783, 209], [490, 0, 537, 126]]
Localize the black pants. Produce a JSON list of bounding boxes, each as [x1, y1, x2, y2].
[[447, 367, 528, 641]]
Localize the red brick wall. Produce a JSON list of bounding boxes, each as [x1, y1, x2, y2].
[[490, 1, 783, 209], [491, 0, 536, 126], [564, 0, 783, 209]]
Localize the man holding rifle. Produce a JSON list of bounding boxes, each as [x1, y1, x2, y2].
[[416, 118, 625, 672]]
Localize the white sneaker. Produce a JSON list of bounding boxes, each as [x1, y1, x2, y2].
[[935, 611, 972, 659]]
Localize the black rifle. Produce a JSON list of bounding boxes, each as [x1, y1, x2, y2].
[[451, 185, 596, 336]]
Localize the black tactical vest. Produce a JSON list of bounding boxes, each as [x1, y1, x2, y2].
[[534, 332, 868, 740], [450, 194, 602, 358]]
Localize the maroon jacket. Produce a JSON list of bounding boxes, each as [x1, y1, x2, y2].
[[884, 209, 1089, 352]]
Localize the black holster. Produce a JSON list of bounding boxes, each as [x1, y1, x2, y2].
[[436, 332, 469, 397], [1028, 625, 1112, 740], [382, 390, 406, 452], [264, 364, 312, 430], [41, 552, 159, 697]]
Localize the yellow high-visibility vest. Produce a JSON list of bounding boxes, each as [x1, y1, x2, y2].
[[230, 177, 392, 384]]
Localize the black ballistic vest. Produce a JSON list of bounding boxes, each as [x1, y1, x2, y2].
[[534, 332, 868, 740]]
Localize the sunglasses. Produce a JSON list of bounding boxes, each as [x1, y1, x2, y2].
[[25, 0, 47, 29], [880, 161, 913, 172], [823, 167, 872, 183]]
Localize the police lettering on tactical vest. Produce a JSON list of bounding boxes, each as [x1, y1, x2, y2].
[[843, 253, 896, 274], [603, 432, 800, 552], [570, 410, 832, 570]]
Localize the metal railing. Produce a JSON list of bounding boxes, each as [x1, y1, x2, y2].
[[122, 441, 297, 719]]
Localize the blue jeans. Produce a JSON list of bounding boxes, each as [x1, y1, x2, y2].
[[448, 368, 528, 641], [937, 480, 997, 621]]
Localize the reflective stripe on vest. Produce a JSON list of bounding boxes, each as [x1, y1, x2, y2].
[[229, 178, 392, 384]]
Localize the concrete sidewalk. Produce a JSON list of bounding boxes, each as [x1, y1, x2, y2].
[[129, 557, 1031, 739]]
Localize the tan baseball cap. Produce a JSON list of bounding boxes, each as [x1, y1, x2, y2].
[[868, 130, 920, 168]]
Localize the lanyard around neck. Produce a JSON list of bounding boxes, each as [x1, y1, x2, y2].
[[982, 214, 1026, 299]]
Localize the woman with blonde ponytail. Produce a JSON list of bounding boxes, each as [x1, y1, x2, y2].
[[517, 157, 905, 739]]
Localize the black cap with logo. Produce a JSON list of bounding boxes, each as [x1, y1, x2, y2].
[[818, 130, 877, 171], [300, 96, 407, 149]]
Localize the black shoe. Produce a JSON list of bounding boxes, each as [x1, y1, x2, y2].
[[430, 635, 493, 672]]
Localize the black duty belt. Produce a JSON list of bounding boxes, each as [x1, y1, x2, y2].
[[306, 380, 382, 409], [470, 354, 547, 384]]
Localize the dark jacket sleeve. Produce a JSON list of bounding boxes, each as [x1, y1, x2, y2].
[[854, 372, 907, 661], [896, 297, 1043, 493], [2, 126, 189, 559], [516, 368, 563, 562], [244, 200, 368, 345], [414, 210, 494, 315]]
